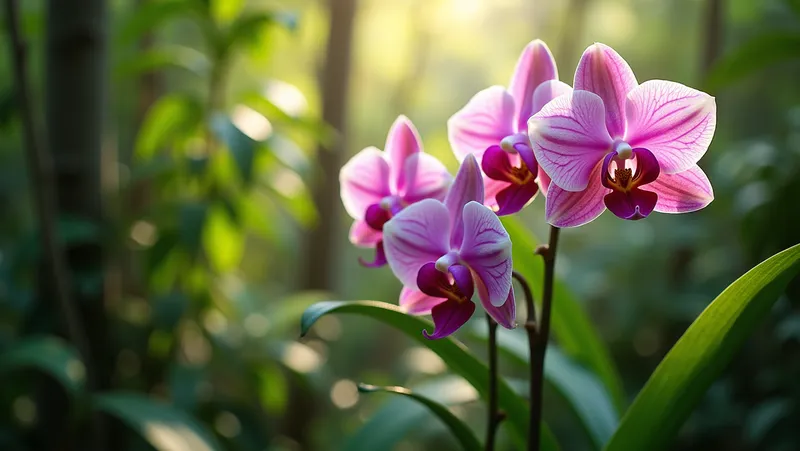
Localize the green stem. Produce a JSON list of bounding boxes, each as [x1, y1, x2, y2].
[[528, 226, 561, 451], [485, 314, 503, 450]]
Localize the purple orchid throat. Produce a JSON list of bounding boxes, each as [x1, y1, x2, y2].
[[340, 115, 452, 266], [528, 43, 717, 228], [448, 40, 572, 216], [383, 155, 516, 339]]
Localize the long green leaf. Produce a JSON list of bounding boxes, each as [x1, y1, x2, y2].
[[358, 383, 481, 451], [301, 301, 559, 450], [0, 336, 85, 395], [114, 45, 210, 79], [605, 243, 800, 451], [503, 217, 625, 410], [469, 325, 617, 449], [344, 376, 478, 451], [117, 0, 210, 45], [135, 94, 203, 161], [706, 32, 800, 90], [94, 392, 222, 451]]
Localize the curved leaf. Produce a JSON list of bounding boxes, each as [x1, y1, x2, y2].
[[0, 336, 85, 395], [469, 325, 617, 449], [222, 11, 298, 51], [358, 383, 481, 451], [503, 217, 625, 411], [301, 301, 560, 450], [114, 45, 210, 79], [210, 113, 259, 184], [605, 243, 800, 451], [344, 377, 477, 451], [117, 0, 210, 45], [135, 94, 203, 161], [706, 33, 800, 90], [94, 392, 222, 451]]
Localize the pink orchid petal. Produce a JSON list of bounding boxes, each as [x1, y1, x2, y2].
[[537, 166, 552, 196], [339, 147, 391, 219], [445, 155, 485, 249], [483, 177, 509, 214], [650, 165, 714, 213], [447, 86, 516, 162], [383, 199, 451, 288], [399, 286, 446, 316], [545, 163, 608, 227], [532, 80, 573, 115], [482, 288, 516, 329], [400, 152, 452, 203], [625, 80, 717, 174], [423, 298, 476, 340], [528, 90, 613, 192], [349, 220, 382, 246], [385, 115, 423, 193], [508, 40, 558, 132], [458, 201, 512, 307], [574, 43, 638, 138]]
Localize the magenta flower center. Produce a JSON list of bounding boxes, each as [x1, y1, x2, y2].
[[600, 147, 661, 221], [364, 196, 406, 231]]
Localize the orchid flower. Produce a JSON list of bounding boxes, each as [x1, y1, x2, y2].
[[448, 40, 572, 215], [340, 116, 452, 266], [382, 155, 516, 339], [528, 43, 716, 227]]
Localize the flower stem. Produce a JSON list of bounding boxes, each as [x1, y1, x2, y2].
[[512, 270, 538, 450], [485, 314, 504, 450], [529, 226, 561, 451]]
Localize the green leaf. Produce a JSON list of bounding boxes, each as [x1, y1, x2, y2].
[[503, 217, 625, 411], [210, 0, 243, 25], [344, 377, 478, 451], [93, 392, 222, 451], [706, 33, 800, 90], [114, 45, 210, 79], [358, 383, 481, 451], [117, 0, 210, 45], [0, 337, 86, 395], [135, 94, 203, 161], [210, 113, 258, 185], [604, 243, 800, 451], [202, 204, 244, 272], [179, 202, 209, 257], [221, 11, 298, 51], [469, 325, 617, 449], [301, 300, 560, 450]]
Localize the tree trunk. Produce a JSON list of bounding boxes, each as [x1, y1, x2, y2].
[[701, 0, 724, 77], [303, 0, 357, 291], [44, 0, 110, 449]]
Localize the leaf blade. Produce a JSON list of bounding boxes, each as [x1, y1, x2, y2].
[[0, 336, 86, 396], [94, 392, 222, 451], [605, 243, 800, 451], [705, 32, 800, 90], [358, 383, 482, 451], [301, 300, 560, 450]]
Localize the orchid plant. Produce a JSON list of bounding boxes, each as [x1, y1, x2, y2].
[[299, 39, 799, 451]]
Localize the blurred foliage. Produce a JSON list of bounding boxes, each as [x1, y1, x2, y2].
[[1, 0, 800, 450]]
